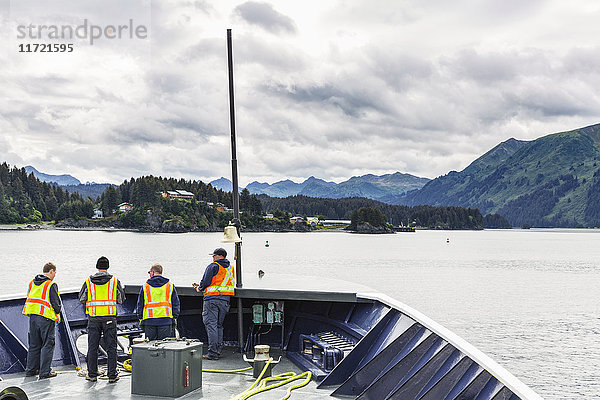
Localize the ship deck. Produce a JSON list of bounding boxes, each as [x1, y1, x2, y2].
[[0, 346, 326, 399], [0, 274, 541, 400]]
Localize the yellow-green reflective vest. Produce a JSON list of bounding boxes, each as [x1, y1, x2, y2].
[[85, 277, 118, 316], [22, 280, 60, 322], [142, 282, 173, 320]]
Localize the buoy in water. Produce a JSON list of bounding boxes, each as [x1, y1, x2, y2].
[[265, 240, 269, 247]]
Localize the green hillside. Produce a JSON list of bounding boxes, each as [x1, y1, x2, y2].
[[403, 124, 600, 227]]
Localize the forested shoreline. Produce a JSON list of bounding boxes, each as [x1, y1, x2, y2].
[[0, 162, 501, 231]]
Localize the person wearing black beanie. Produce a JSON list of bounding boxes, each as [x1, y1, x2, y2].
[[78, 256, 125, 383], [96, 256, 110, 269]]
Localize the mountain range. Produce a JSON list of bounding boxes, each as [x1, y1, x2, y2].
[[24, 166, 113, 199], [400, 123, 600, 227], [210, 172, 430, 201], [24, 165, 81, 186]]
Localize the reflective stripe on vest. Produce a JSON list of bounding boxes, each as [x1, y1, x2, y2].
[[142, 282, 173, 320], [22, 280, 60, 322], [204, 262, 235, 296], [86, 277, 118, 316]]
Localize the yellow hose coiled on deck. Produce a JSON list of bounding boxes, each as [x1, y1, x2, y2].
[[229, 357, 312, 400]]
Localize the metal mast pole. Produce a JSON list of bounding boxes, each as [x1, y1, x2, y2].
[[227, 28, 244, 353]]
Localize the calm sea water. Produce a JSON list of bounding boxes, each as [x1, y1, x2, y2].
[[1, 228, 599, 399]]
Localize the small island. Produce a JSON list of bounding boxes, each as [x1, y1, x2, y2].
[[347, 207, 395, 234]]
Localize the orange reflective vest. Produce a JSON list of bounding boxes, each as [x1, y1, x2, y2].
[[22, 280, 60, 322], [204, 262, 235, 297], [85, 276, 118, 316], [142, 282, 173, 320]]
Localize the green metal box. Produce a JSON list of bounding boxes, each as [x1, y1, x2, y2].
[[131, 339, 203, 397]]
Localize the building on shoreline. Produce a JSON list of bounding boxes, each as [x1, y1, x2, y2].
[[161, 190, 194, 200]]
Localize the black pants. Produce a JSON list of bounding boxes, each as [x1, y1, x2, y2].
[[144, 324, 173, 341], [25, 314, 56, 377], [87, 317, 118, 379]]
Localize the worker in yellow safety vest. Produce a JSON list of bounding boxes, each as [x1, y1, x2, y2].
[[78, 256, 125, 383], [22, 262, 61, 379], [193, 247, 235, 360], [136, 264, 180, 340]]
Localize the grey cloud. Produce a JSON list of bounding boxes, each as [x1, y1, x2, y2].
[[260, 81, 389, 118], [0, 135, 23, 166], [181, 34, 304, 71], [471, 0, 546, 24], [112, 124, 175, 145], [148, 72, 193, 94], [188, 0, 214, 14], [2, 104, 59, 135], [234, 2, 297, 35], [158, 118, 212, 137], [442, 49, 546, 83], [95, 88, 124, 103], [421, 46, 600, 127], [323, 0, 420, 27], [16, 75, 77, 98], [10, 0, 152, 30], [366, 48, 433, 91], [508, 86, 595, 118], [235, 34, 306, 70], [179, 38, 223, 63], [563, 47, 600, 75]]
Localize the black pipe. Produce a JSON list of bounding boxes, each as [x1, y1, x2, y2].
[[227, 28, 244, 353]]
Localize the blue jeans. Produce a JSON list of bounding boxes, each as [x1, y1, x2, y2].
[[202, 299, 229, 357], [144, 324, 173, 341], [25, 314, 56, 377]]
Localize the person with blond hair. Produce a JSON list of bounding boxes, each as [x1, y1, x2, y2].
[[136, 264, 180, 340]]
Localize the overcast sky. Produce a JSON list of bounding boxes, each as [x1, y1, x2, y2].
[[1, 0, 600, 186]]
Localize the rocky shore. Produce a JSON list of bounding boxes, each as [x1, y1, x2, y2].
[[53, 218, 314, 233], [0, 224, 50, 230]]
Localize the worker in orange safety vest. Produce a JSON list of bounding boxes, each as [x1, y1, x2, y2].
[[193, 247, 234, 360], [22, 262, 61, 379]]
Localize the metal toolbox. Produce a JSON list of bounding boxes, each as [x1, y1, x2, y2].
[[131, 339, 203, 398]]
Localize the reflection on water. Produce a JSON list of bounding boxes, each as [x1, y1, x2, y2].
[[2, 228, 600, 399]]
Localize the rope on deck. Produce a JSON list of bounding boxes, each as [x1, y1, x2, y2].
[[230, 358, 312, 400]]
